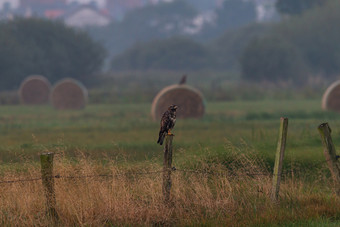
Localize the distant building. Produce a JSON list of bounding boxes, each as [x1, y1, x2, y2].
[[63, 5, 110, 27]]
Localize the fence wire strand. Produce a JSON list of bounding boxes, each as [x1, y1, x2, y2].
[[0, 169, 168, 184], [0, 157, 336, 185], [0, 177, 42, 184]]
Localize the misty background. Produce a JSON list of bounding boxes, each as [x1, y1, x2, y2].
[[0, 0, 338, 103]]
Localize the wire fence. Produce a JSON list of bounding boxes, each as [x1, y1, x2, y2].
[[1, 120, 339, 221], [0, 157, 334, 185], [0, 170, 167, 185]]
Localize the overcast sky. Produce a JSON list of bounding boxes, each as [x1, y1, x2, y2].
[[0, 0, 107, 9], [66, 0, 107, 8], [0, 0, 177, 10]]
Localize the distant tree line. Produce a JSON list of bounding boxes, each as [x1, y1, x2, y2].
[[87, 0, 199, 58], [276, 0, 326, 15], [111, 0, 340, 84], [87, 0, 258, 58], [1, 0, 335, 91], [241, 0, 339, 83], [111, 23, 269, 72], [0, 18, 105, 90], [108, 0, 261, 72], [111, 37, 213, 71]]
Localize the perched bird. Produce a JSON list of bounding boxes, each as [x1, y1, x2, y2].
[[179, 74, 187, 85], [157, 104, 178, 145]]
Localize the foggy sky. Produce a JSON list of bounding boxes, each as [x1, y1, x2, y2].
[[66, 0, 107, 8]]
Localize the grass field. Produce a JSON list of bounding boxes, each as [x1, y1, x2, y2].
[[0, 99, 339, 226], [0, 99, 338, 165]]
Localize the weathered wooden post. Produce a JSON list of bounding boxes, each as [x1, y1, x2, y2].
[[163, 134, 174, 204], [40, 152, 58, 219], [271, 117, 288, 202], [318, 123, 340, 196]]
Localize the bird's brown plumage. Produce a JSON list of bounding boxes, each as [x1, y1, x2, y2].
[[157, 105, 178, 145], [179, 74, 187, 85]]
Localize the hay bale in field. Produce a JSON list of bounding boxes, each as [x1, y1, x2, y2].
[[322, 80, 340, 112], [50, 78, 88, 110], [151, 84, 205, 120], [19, 75, 51, 105]]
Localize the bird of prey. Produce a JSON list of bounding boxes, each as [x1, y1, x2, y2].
[[157, 104, 178, 145], [179, 74, 187, 85]]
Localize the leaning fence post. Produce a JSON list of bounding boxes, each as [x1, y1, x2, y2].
[[40, 152, 58, 219], [271, 117, 288, 202], [163, 134, 174, 204], [318, 123, 340, 196]]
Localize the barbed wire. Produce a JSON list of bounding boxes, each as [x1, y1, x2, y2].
[[0, 156, 337, 185], [279, 157, 338, 177], [54, 169, 167, 180], [0, 177, 42, 184], [0, 169, 168, 184], [175, 168, 269, 178]]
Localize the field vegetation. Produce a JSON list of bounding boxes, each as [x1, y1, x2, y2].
[[0, 0, 339, 225], [0, 93, 339, 226]]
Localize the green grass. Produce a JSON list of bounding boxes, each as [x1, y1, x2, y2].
[[0, 99, 337, 169], [0, 98, 339, 226]]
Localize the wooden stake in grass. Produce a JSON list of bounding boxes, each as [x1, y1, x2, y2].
[[318, 123, 340, 196], [271, 117, 288, 202], [163, 134, 174, 204], [40, 152, 58, 219]]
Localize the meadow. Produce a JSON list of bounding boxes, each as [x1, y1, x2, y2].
[[0, 98, 339, 226]]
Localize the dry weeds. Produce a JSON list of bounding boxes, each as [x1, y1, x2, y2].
[[0, 152, 338, 226]]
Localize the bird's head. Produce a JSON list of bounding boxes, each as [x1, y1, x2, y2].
[[168, 105, 178, 112]]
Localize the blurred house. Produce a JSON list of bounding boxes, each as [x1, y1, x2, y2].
[[0, 0, 111, 28], [0, 0, 277, 26], [63, 5, 110, 27]]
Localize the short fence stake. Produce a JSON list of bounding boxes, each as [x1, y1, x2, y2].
[[271, 117, 288, 202], [318, 123, 340, 196], [40, 152, 58, 219], [163, 134, 174, 204]]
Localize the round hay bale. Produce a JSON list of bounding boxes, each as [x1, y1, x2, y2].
[[19, 75, 51, 105], [151, 84, 205, 120], [50, 78, 88, 110], [322, 80, 340, 112]]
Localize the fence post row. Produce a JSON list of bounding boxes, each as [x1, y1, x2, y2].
[[9, 119, 340, 221], [163, 134, 174, 204], [40, 152, 58, 219], [318, 123, 340, 196], [271, 117, 289, 202]]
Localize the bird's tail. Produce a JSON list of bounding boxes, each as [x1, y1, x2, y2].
[[157, 132, 165, 145]]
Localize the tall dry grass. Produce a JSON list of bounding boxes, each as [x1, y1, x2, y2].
[[0, 151, 339, 226]]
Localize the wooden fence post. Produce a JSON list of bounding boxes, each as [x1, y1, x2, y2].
[[318, 123, 340, 196], [40, 152, 58, 219], [271, 117, 288, 202], [163, 134, 174, 204]]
